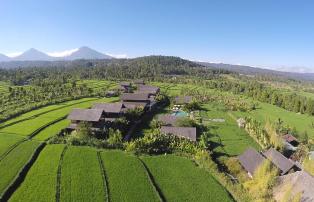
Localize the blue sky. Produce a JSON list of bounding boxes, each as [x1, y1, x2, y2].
[[0, 0, 314, 71]]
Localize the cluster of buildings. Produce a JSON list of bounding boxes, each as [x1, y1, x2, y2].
[[66, 80, 160, 133], [157, 96, 197, 142], [238, 147, 302, 178]]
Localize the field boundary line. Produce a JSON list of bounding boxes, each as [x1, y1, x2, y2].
[[29, 116, 67, 139], [97, 151, 110, 202], [0, 139, 27, 162], [55, 145, 68, 202], [0, 116, 67, 163], [138, 158, 166, 202], [0, 142, 46, 202]]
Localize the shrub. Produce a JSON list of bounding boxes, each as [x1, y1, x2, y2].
[[183, 101, 201, 112], [107, 129, 123, 147], [243, 160, 278, 202]]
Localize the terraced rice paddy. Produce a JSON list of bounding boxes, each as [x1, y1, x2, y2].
[[101, 150, 160, 202], [33, 119, 70, 141], [77, 80, 118, 92], [9, 144, 65, 202], [142, 155, 233, 202], [0, 81, 10, 95], [0, 97, 118, 152], [0, 133, 24, 157], [0, 140, 41, 196], [60, 146, 106, 202]]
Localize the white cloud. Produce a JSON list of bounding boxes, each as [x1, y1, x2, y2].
[[106, 53, 128, 58], [5, 52, 23, 57], [47, 48, 79, 57]]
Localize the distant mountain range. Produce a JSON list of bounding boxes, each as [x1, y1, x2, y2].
[[199, 62, 314, 81], [0, 46, 112, 61]]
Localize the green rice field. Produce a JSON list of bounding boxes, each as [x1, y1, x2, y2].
[[60, 146, 106, 202], [101, 150, 160, 202], [142, 155, 233, 202], [9, 144, 65, 202], [0, 140, 41, 196]]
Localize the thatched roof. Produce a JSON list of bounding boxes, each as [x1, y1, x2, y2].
[[175, 96, 193, 104], [92, 103, 125, 113], [134, 79, 145, 85], [67, 109, 104, 122], [263, 148, 297, 174], [238, 148, 266, 177], [160, 126, 196, 141], [136, 85, 160, 95], [122, 102, 148, 109], [274, 171, 314, 202], [157, 114, 179, 126], [121, 93, 150, 101]]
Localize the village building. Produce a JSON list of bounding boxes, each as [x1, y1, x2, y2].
[[121, 93, 153, 110], [238, 148, 266, 178], [105, 90, 118, 97], [119, 82, 132, 93], [136, 85, 160, 96], [263, 148, 301, 175], [174, 96, 193, 108], [134, 79, 145, 85], [157, 114, 179, 126], [92, 102, 126, 122], [282, 134, 299, 147], [67, 108, 105, 131], [274, 171, 314, 202], [160, 126, 197, 141]]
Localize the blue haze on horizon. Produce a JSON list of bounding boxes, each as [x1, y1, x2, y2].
[[0, 0, 313, 72]]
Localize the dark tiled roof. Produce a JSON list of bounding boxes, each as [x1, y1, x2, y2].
[[137, 85, 160, 94], [263, 148, 296, 174], [175, 96, 193, 104], [121, 93, 150, 101], [160, 126, 196, 141], [92, 103, 124, 113], [282, 134, 298, 143], [276, 171, 314, 201], [122, 102, 148, 109], [67, 109, 104, 122], [238, 148, 266, 176], [134, 79, 145, 85], [120, 82, 131, 87], [157, 114, 178, 126]]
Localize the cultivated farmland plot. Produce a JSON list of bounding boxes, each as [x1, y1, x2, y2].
[[0, 97, 118, 156], [142, 155, 233, 202], [9, 144, 65, 202], [101, 150, 160, 202], [60, 146, 106, 202], [0, 140, 41, 197]]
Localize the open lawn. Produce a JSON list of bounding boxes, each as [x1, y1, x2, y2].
[[9, 144, 65, 202], [60, 146, 106, 202], [201, 103, 260, 156], [231, 101, 314, 138], [0, 140, 40, 196], [101, 150, 160, 202], [142, 155, 233, 202]]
